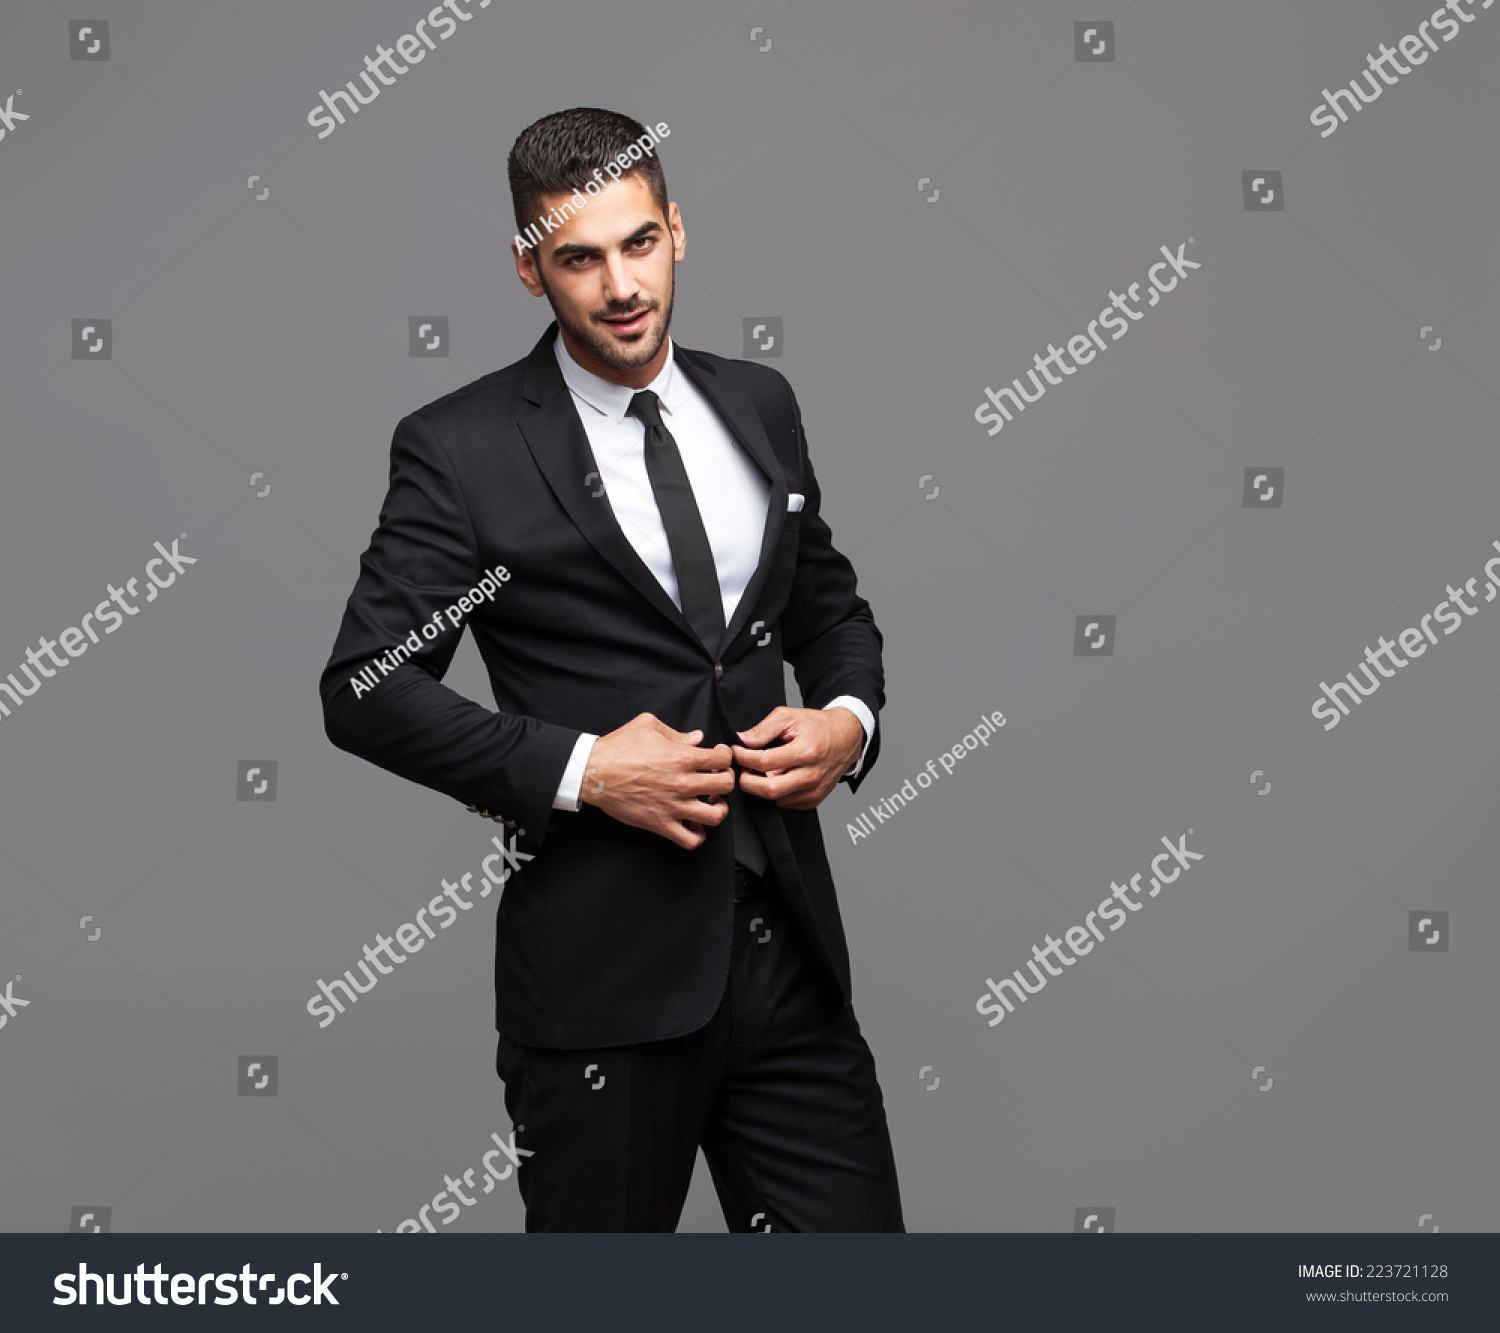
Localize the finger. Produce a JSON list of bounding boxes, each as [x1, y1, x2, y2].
[[735, 708, 793, 748], [736, 769, 770, 798], [677, 789, 728, 813], [673, 768, 735, 800], [738, 769, 811, 802], [671, 823, 707, 849], [633, 742, 716, 781], [732, 741, 814, 773], [684, 742, 734, 771], [696, 770, 737, 797], [650, 714, 702, 743], [662, 815, 708, 849], [775, 773, 834, 810], [680, 796, 729, 825]]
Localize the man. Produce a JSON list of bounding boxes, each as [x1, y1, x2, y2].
[[320, 107, 903, 1232]]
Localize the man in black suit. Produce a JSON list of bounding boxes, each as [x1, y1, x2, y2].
[[320, 107, 903, 1232]]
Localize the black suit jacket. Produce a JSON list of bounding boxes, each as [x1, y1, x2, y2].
[[320, 323, 885, 1048]]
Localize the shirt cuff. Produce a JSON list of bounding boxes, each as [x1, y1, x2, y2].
[[824, 695, 876, 778], [554, 732, 599, 811]]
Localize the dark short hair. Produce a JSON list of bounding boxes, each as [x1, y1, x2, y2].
[[508, 107, 669, 240]]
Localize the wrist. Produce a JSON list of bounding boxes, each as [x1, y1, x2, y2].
[[827, 706, 864, 764], [578, 737, 604, 807]]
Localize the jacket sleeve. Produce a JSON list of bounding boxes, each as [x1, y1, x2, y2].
[[319, 410, 580, 843], [775, 380, 886, 794]]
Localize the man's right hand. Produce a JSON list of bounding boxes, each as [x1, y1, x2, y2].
[[580, 713, 734, 850]]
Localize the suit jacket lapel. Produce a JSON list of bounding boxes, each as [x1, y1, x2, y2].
[[518, 326, 702, 650], [517, 325, 787, 657], [673, 349, 788, 653]]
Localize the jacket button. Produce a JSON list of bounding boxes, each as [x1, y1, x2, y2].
[[714, 662, 724, 680]]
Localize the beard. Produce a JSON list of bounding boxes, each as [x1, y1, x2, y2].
[[539, 263, 676, 371]]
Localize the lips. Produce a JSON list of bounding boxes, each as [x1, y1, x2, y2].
[[600, 309, 650, 335]]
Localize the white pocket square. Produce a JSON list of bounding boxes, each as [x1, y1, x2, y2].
[[787, 492, 805, 512]]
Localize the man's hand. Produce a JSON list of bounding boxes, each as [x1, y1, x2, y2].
[[580, 713, 735, 849], [732, 706, 864, 811]]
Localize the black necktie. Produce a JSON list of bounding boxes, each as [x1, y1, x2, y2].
[[626, 389, 767, 876]]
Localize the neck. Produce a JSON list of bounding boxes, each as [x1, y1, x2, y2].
[[557, 325, 669, 390]]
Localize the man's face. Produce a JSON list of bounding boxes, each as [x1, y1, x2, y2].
[[515, 173, 685, 384]]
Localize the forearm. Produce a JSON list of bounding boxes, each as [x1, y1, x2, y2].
[[778, 384, 886, 721], [790, 611, 884, 718], [322, 658, 580, 842], [321, 409, 582, 841], [823, 696, 875, 776]]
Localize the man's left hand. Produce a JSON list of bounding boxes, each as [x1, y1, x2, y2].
[[732, 706, 865, 810]]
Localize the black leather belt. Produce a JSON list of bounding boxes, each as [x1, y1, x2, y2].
[[733, 864, 762, 903]]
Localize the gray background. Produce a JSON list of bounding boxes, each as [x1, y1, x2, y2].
[[1, 0, 1497, 1234]]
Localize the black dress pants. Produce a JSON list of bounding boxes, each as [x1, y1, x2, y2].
[[494, 869, 904, 1232]]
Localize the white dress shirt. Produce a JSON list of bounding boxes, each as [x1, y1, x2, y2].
[[550, 333, 876, 810]]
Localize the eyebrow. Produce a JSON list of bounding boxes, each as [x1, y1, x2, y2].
[[549, 220, 663, 262]]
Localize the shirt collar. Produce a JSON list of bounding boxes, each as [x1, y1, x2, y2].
[[554, 328, 683, 424]]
